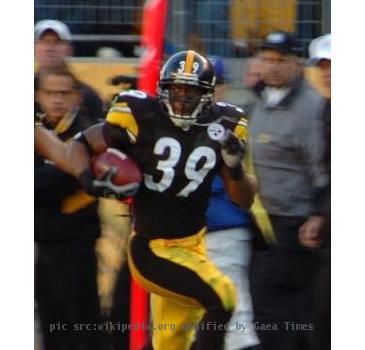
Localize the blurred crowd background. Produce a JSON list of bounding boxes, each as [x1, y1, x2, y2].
[[34, 0, 330, 105]]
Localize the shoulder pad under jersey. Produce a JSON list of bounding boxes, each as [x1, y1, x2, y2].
[[210, 102, 248, 142], [106, 90, 157, 143], [211, 101, 246, 119]]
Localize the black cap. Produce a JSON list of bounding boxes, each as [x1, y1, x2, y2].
[[260, 31, 300, 56], [110, 75, 137, 89]]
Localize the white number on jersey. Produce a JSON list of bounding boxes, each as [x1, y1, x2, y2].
[[118, 90, 147, 99], [144, 137, 216, 197], [144, 137, 181, 192]]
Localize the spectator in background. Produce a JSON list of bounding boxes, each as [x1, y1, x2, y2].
[[208, 56, 228, 101], [203, 57, 262, 350], [108, 74, 138, 105], [35, 124, 71, 173], [247, 31, 328, 350], [35, 66, 103, 350], [243, 58, 263, 89], [300, 33, 331, 247], [34, 19, 104, 120], [241, 57, 264, 114], [110, 75, 138, 91], [300, 33, 331, 350], [308, 34, 331, 90], [99, 74, 138, 350]]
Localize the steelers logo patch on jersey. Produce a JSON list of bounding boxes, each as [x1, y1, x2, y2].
[[207, 123, 226, 141]]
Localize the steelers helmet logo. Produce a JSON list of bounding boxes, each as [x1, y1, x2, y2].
[[207, 123, 225, 141]]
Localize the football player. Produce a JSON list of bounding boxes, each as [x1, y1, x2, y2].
[[68, 50, 257, 350]]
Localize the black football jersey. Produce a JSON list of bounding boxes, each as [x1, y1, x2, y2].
[[103, 90, 247, 239]]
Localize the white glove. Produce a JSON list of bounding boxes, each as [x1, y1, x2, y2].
[[79, 167, 140, 200], [219, 130, 246, 169]]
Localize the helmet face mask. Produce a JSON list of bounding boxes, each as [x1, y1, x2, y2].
[[159, 84, 213, 129], [158, 51, 216, 129]]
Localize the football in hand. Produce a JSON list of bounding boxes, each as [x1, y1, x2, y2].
[[92, 148, 142, 186]]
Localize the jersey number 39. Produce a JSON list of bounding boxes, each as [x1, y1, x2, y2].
[[144, 137, 216, 197]]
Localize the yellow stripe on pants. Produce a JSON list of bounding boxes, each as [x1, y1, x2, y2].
[[127, 229, 237, 350]]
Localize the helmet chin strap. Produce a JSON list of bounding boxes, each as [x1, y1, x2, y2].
[[164, 99, 204, 130], [159, 89, 214, 130]]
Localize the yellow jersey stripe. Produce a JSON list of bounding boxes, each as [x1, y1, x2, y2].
[[110, 106, 132, 113], [245, 133, 277, 244], [61, 190, 96, 214], [233, 117, 248, 143], [106, 110, 139, 140], [238, 119, 247, 127], [250, 195, 277, 245], [113, 102, 128, 107], [54, 112, 77, 135], [184, 50, 195, 74]]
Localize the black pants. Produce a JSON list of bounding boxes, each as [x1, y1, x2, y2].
[[250, 216, 318, 350], [313, 249, 331, 350], [108, 262, 131, 350], [35, 239, 103, 350]]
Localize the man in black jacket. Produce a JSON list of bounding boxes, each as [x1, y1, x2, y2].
[[35, 66, 102, 350]]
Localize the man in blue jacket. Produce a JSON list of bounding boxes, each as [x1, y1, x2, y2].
[[206, 176, 261, 350], [205, 56, 261, 350]]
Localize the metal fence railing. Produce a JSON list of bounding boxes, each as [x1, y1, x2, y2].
[[35, 0, 145, 31], [34, 0, 145, 56], [35, 0, 328, 58], [166, 0, 325, 58]]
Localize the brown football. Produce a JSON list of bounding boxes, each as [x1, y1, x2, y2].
[[92, 148, 142, 186]]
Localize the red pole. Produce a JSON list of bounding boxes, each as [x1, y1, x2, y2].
[[129, 280, 149, 350], [138, 0, 168, 95], [129, 1, 168, 350]]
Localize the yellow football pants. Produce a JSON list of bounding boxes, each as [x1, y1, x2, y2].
[[128, 228, 237, 350]]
